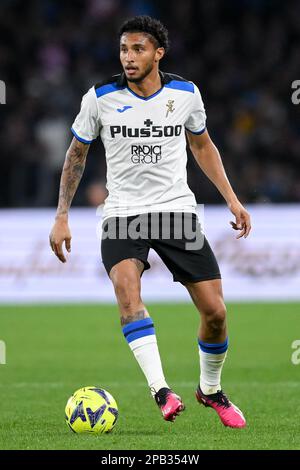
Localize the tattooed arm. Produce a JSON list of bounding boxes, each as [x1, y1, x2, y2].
[[49, 137, 90, 262]]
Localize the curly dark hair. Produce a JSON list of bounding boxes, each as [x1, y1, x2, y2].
[[119, 15, 169, 53]]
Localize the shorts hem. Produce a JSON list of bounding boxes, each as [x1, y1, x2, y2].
[[174, 273, 222, 284], [105, 256, 151, 277]]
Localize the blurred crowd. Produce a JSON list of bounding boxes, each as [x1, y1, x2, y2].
[[0, 0, 299, 208]]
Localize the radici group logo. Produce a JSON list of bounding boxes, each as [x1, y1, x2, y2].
[[0, 80, 6, 104], [131, 144, 162, 164]]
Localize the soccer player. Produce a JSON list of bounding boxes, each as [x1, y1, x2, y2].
[[50, 16, 251, 427]]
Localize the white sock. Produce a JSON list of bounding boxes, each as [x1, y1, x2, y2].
[[198, 337, 228, 395], [123, 317, 169, 397]]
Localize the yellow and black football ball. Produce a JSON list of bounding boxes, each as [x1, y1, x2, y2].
[[65, 386, 118, 434]]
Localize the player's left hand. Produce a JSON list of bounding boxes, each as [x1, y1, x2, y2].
[[228, 200, 251, 239]]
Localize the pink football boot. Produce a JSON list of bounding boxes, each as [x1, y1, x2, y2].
[[155, 388, 185, 422], [196, 385, 246, 428]]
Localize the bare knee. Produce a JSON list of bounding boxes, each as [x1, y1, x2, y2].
[[203, 303, 227, 336], [109, 261, 144, 319], [113, 275, 140, 308]]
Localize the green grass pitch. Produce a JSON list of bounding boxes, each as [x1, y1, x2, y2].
[[0, 302, 299, 450]]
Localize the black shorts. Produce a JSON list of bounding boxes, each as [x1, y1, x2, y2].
[[101, 212, 221, 284]]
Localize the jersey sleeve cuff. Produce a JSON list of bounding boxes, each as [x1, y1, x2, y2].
[[71, 127, 95, 144], [185, 126, 206, 135]]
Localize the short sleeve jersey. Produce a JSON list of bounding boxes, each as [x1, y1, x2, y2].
[[71, 72, 206, 221]]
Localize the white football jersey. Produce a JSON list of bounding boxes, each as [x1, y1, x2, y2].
[[71, 71, 206, 221]]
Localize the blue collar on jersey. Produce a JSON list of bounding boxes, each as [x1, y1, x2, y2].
[[117, 71, 175, 101], [94, 71, 194, 100], [116, 70, 168, 87]]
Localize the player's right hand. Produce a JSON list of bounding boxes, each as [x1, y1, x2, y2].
[[49, 217, 72, 263]]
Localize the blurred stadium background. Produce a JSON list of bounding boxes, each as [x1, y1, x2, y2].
[[0, 0, 300, 450]]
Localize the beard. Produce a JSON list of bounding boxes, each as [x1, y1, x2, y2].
[[126, 61, 154, 83]]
